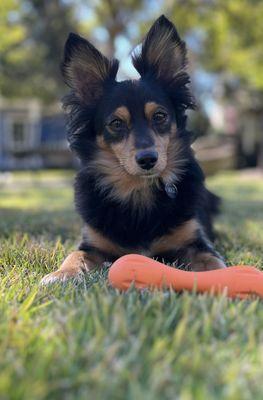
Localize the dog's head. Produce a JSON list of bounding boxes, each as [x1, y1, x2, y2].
[[62, 15, 196, 193]]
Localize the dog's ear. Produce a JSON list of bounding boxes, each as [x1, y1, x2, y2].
[[132, 15, 186, 79], [61, 33, 119, 104], [132, 16, 195, 110]]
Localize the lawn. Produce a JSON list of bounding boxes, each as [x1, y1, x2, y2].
[[0, 170, 262, 400]]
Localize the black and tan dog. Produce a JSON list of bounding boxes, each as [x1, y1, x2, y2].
[[41, 15, 225, 285]]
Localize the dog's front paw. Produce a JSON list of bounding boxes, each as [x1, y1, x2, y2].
[[40, 268, 85, 285], [40, 250, 97, 286], [191, 252, 226, 272]]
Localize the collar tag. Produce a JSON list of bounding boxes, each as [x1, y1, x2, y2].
[[165, 183, 178, 199]]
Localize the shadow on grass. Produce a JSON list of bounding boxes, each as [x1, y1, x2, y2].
[[0, 207, 82, 241]]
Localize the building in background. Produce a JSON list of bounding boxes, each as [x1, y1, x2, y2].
[[0, 98, 74, 170]]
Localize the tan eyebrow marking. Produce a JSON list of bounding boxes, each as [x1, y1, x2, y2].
[[144, 101, 160, 120], [113, 106, 131, 125]]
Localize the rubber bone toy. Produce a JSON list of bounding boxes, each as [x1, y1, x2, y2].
[[108, 254, 263, 299]]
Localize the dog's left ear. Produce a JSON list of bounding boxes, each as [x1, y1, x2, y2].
[[133, 15, 195, 110], [61, 33, 119, 105]]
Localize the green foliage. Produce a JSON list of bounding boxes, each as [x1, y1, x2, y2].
[[168, 0, 263, 90], [0, 1, 25, 53], [0, 0, 27, 95], [192, 0, 263, 90], [81, 0, 146, 57], [1, 0, 262, 101], [0, 0, 77, 102], [0, 171, 262, 399], [0, 0, 150, 101]]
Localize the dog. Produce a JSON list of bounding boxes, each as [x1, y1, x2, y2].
[[41, 15, 225, 285]]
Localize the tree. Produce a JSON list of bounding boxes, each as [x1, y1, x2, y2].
[[79, 0, 145, 58], [0, 0, 151, 101], [135, 0, 260, 92], [166, 0, 263, 167], [0, 0, 27, 97], [0, 0, 78, 102]]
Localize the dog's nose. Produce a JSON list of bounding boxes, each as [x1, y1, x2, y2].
[[135, 150, 158, 170]]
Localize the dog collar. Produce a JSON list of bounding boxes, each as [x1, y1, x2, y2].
[[164, 183, 178, 199]]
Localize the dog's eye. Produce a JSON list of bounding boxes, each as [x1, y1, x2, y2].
[[109, 118, 124, 130], [152, 111, 167, 123]]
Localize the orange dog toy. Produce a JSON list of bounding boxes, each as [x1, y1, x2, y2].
[[108, 254, 263, 299]]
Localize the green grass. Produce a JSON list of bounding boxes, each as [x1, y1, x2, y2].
[[0, 170, 262, 400]]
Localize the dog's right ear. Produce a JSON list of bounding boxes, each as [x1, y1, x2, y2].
[[132, 16, 195, 112], [61, 33, 119, 105]]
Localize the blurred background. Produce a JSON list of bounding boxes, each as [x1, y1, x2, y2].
[[0, 0, 263, 174]]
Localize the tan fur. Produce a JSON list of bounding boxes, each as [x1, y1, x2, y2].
[[83, 225, 127, 256], [70, 48, 110, 82], [190, 252, 226, 272], [145, 27, 185, 78], [94, 116, 187, 207], [154, 131, 170, 172], [64, 46, 113, 102], [95, 135, 156, 207], [113, 106, 131, 127], [85, 220, 199, 258], [144, 102, 159, 120], [111, 134, 138, 176], [161, 123, 187, 184], [40, 250, 103, 284], [83, 224, 152, 257], [151, 219, 199, 254], [96, 135, 109, 150], [82, 219, 203, 259], [144, 102, 171, 174]]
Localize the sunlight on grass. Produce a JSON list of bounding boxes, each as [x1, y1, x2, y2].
[[0, 186, 73, 210], [207, 171, 263, 201], [0, 171, 74, 210], [206, 172, 263, 268]]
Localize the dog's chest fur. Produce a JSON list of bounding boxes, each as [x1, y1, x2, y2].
[[75, 165, 205, 257]]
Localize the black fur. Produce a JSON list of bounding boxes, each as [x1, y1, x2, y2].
[[61, 15, 224, 268]]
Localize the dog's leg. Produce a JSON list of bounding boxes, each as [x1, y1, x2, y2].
[[40, 250, 103, 285], [189, 250, 226, 271], [153, 234, 226, 271], [185, 238, 226, 271]]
